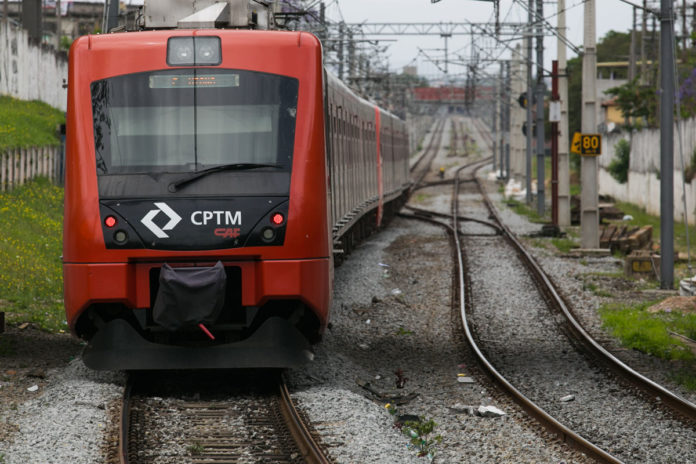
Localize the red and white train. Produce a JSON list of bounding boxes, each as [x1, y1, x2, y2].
[[63, 5, 410, 369]]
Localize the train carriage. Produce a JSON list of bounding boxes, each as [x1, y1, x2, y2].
[[63, 5, 410, 370]]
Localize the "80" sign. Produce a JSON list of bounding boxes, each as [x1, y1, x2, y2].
[[580, 134, 602, 156]]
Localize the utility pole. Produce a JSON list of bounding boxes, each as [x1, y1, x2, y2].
[[441, 33, 451, 75], [102, 0, 119, 33], [558, 0, 571, 227], [22, 0, 42, 43], [525, 2, 534, 205], [660, 0, 675, 289], [510, 44, 523, 179], [348, 29, 355, 84], [641, 0, 647, 85], [630, 7, 637, 83], [493, 76, 498, 173], [338, 22, 345, 81], [551, 60, 559, 226], [682, 0, 687, 51], [56, 0, 62, 50], [535, 0, 545, 215], [505, 60, 511, 180], [628, 6, 637, 128], [499, 61, 506, 177], [692, 4, 696, 47], [319, 2, 326, 41], [581, 0, 599, 249]]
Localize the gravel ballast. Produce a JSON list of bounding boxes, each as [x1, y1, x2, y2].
[[1, 115, 694, 463], [0, 360, 124, 464]]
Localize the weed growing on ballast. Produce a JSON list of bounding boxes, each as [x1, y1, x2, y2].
[[385, 403, 443, 461]]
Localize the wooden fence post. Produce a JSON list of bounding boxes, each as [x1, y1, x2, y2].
[[0, 152, 6, 192]]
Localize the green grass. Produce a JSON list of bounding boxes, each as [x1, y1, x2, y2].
[[551, 237, 578, 253], [505, 198, 547, 223], [0, 96, 65, 151], [599, 301, 696, 363], [0, 178, 65, 332], [583, 271, 627, 279]]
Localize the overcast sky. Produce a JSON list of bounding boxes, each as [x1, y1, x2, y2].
[[89, 0, 659, 79], [326, 0, 652, 79]]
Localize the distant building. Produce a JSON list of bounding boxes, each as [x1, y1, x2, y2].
[[2, 0, 141, 48], [402, 65, 418, 77]]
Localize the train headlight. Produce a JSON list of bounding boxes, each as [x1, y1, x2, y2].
[[167, 37, 221, 66], [104, 216, 117, 228], [114, 230, 128, 244], [261, 227, 275, 242]]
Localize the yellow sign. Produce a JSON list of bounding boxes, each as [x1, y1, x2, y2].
[[580, 133, 602, 156], [570, 132, 582, 154], [571, 132, 602, 156]]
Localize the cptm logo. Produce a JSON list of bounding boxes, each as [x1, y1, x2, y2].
[[141, 202, 182, 239]]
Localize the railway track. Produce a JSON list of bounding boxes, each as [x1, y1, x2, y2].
[[403, 117, 696, 463], [409, 117, 446, 183], [119, 371, 330, 464], [113, 119, 449, 464]]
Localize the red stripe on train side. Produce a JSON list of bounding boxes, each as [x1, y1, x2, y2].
[[375, 107, 383, 227]]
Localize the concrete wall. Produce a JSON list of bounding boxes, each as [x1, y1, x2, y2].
[[0, 21, 68, 111], [599, 118, 696, 224]]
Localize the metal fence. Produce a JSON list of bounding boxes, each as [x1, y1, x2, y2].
[[0, 145, 65, 191]]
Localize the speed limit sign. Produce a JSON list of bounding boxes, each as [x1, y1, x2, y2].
[[579, 133, 602, 156]]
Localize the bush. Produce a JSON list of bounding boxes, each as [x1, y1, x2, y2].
[[684, 147, 696, 183], [608, 139, 630, 184]]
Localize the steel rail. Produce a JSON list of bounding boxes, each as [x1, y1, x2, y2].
[[119, 374, 331, 464], [451, 162, 624, 464], [473, 167, 696, 424], [278, 379, 332, 464], [401, 148, 622, 461], [118, 376, 134, 464], [409, 118, 446, 182]]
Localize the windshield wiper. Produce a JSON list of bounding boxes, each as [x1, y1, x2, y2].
[[168, 163, 282, 192]]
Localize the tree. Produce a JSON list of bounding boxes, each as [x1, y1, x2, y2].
[[606, 78, 657, 126], [567, 30, 634, 138]]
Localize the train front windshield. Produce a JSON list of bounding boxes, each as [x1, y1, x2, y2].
[[90, 69, 299, 175]]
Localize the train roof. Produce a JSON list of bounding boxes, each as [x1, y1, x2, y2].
[[324, 70, 403, 123]]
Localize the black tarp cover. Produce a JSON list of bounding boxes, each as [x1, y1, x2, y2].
[[153, 262, 226, 331]]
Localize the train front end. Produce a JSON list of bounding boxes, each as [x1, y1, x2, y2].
[[63, 30, 331, 370]]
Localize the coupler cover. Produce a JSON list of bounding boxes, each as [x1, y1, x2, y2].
[[153, 262, 226, 331]]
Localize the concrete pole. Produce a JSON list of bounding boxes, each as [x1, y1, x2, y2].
[[511, 45, 524, 179], [557, 0, 571, 227], [103, 0, 119, 33], [552, 60, 559, 226], [526, 2, 534, 204], [348, 29, 355, 84], [338, 22, 344, 80], [682, 0, 687, 51], [641, 0, 647, 85], [660, 0, 675, 289], [493, 81, 498, 173], [505, 60, 511, 180], [535, 0, 545, 215], [56, 0, 61, 50], [500, 61, 506, 177], [581, 0, 599, 249], [443, 33, 450, 75], [629, 7, 637, 82]]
